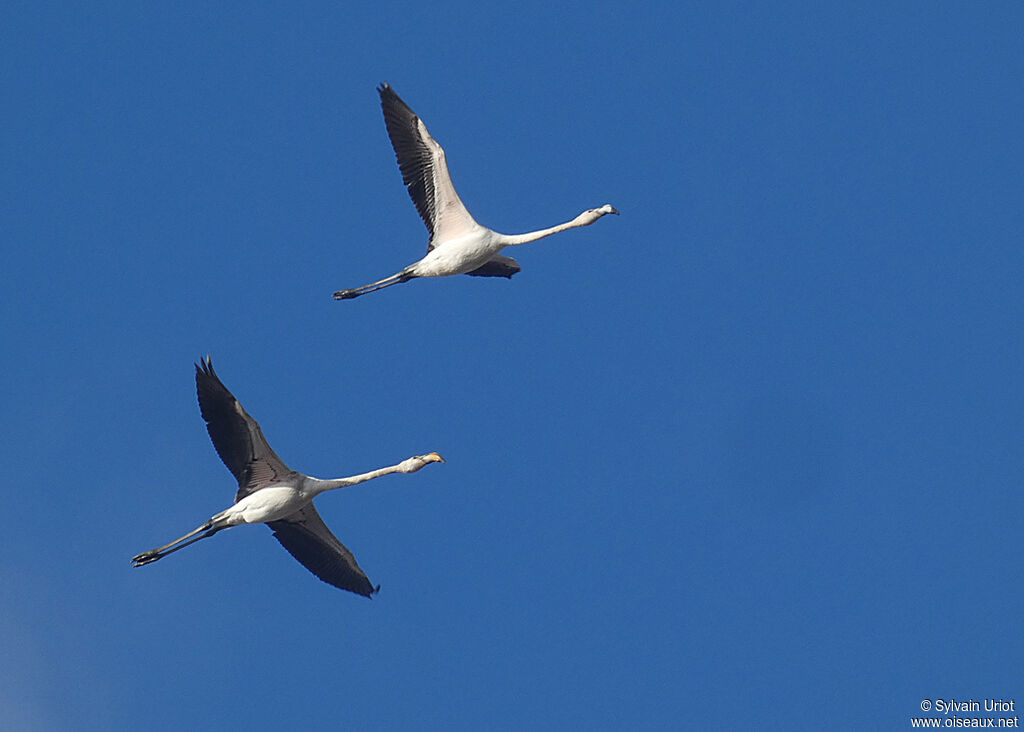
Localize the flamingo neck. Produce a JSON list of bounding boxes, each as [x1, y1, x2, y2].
[[499, 218, 586, 246], [311, 464, 404, 494]]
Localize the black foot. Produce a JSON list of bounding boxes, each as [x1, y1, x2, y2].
[[333, 289, 360, 300], [132, 551, 160, 567]]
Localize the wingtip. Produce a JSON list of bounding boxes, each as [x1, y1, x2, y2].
[[196, 354, 214, 376]]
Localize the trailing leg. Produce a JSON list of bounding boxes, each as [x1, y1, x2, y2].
[[333, 270, 415, 300], [131, 520, 224, 567]]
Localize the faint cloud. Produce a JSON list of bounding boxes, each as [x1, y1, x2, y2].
[[724, 389, 842, 509]]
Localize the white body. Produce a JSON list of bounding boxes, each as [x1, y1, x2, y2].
[[412, 227, 503, 277], [214, 485, 313, 526]]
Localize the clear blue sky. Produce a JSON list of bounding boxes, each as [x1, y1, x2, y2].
[[2, 2, 1022, 730]]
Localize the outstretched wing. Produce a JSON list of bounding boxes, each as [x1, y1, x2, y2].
[[465, 254, 521, 279], [267, 504, 378, 597], [378, 82, 478, 246], [195, 356, 292, 501]]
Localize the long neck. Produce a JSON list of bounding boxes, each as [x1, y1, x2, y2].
[[499, 217, 589, 246], [309, 462, 406, 495]]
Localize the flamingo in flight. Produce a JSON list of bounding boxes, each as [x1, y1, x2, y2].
[[132, 357, 445, 597], [333, 83, 618, 300]]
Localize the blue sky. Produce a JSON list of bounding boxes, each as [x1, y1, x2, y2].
[[2, 2, 1022, 730]]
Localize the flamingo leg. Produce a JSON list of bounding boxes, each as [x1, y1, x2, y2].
[[132, 521, 222, 566], [333, 270, 415, 300]]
